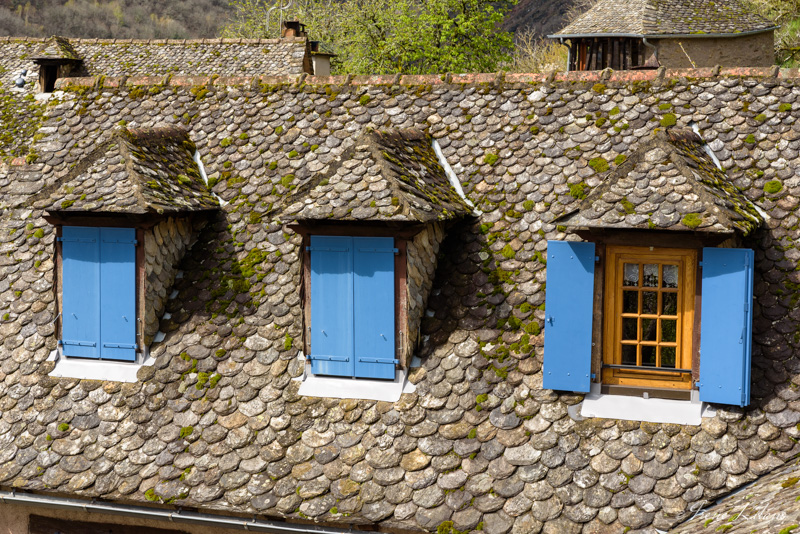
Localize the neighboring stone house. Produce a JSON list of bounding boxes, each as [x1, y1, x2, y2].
[[550, 0, 777, 71], [4, 37, 800, 534]]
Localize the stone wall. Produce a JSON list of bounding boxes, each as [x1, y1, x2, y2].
[[142, 216, 199, 346], [656, 32, 775, 68], [405, 222, 446, 364]]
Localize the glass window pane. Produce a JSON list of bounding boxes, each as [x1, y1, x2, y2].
[[642, 292, 658, 314], [661, 346, 676, 368], [641, 346, 656, 366], [623, 318, 638, 340], [623, 291, 638, 313], [661, 319, 677, 342], [622, 344, 637, 365], [641, 318, 657, 342], [662, 292, 678, 315], [643, 264, 658, 287], [623, 264, 639, 287], [662, 265, 679, 288]]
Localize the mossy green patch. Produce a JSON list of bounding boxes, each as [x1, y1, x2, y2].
[[179, 426, 194, 439], [745, 134, 756, 144], [764, 180, 783, 194], [660, 113, 677, 127], [483, 153, 499, 166], [780, 103, 793, 112], [614, 154, 627, 165], [754, 113, 767, 122], [592, 83, 606, 94], [620, 198, 635, 214], [569, 182, 587, 200], [220, 137, 233, 148], [588, 157, 609, 173], [359, 94, 371, 106], [681, 213, 703, 229], [57, 423, 69, 432]]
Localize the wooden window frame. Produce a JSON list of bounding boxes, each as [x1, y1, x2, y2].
[[602, 245, 696, 389]]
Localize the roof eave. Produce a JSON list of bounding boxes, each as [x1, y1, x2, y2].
[[550, 26, 777, 40]]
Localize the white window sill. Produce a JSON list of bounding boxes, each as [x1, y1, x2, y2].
[[576, 384, 716, 425], [47, 349, 155, 382], [293, 352, 416, 402]]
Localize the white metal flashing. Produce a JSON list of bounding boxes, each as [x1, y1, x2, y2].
[[48, 348, 155, 383], [580, 386, 713, 425], [193, 149, 228, 206], [432, 139, 481, 215]]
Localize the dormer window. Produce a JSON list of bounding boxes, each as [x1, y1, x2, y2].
[[284, 127, 476, 398], [32, 36, 83, 93], [30, 126, 219, 380], [542, 130, 763, 417]]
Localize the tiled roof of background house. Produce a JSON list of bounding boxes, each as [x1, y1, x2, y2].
[[554, 0, 776, 37], [558, 129, 764, 234], [29, 125, 219, 214], [0, 36, 309, 96], [283, 128, 474, 222], [0, 69, 800, 533]]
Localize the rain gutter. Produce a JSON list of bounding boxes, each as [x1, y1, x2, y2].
[[0, 490, 355, 534]]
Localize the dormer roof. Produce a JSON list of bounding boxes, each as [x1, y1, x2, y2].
[[283, 128, 474, 223], [552, 0, 777, 38], [558, 129, 763, 235], [31, 126, 218, 215], [32, 36, 81, 62]]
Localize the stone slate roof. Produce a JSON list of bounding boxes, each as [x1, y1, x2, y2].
[[283, 128, 474, 223], [29, 126, 219, 214], [554, 0, 776, 37], [2, 68, 800, 534], [0, 36, 309, 95], [558, 128, 764, 235], [671, 456, 800, 533], [33, 36, 81, 61]]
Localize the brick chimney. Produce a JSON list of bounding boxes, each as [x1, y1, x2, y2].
[[281, 21, 307, 38]]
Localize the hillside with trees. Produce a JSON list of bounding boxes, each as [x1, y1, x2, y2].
[[0, 0, 231, 38]]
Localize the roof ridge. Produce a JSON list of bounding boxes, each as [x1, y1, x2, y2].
[[53, 66, 789, 93]]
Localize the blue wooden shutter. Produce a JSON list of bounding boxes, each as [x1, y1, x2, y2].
[[310, 236, 354, 376], [61, 227, 101, 358], [354, 237, 397, 379], [699, 247, 754, 407], [99, 228, 137, 362], [543, 241, 595, 393]]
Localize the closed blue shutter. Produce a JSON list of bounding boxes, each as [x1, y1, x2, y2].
[[699, 247, 754, 407], [310, 236, 354, 376], [61, 227, 101, 358], [99, 228, 137, 361], [354, 237, 397, 379], [543, 240, 595, 393]]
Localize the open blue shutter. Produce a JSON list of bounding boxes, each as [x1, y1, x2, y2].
[[543, 240, 595, 393], [61, 227, 101, 358], [699, 247, 754, 407], [99, 228, 137, 362], [310, 236, 354, 376], [354, 237, 397, 379]]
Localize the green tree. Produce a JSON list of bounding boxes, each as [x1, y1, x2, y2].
[[222, 0, 516, 74]]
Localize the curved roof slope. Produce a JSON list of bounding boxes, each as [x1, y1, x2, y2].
[[554, 0, 776, 37], [283, 128, 474, 223], [29, 126, 218, 214], [559, 129, 763, 235]]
